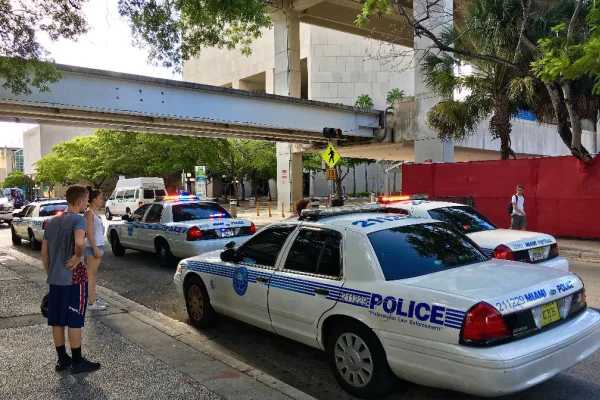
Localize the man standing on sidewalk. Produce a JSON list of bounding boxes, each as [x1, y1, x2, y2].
[[41, 185, 101, 374], [511, 185, 527, 230]]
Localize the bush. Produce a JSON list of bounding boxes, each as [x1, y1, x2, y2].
[[355, 94, 374, 109]]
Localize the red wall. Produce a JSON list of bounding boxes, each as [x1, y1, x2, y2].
[[403, 156, 600, 238]]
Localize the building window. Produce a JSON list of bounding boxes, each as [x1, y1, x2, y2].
[[13, 149, 23, 172]]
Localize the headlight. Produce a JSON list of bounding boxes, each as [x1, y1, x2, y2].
[[176, 263, 182, 274]]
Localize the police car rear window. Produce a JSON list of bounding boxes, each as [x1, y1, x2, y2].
[[368, 223, 488, 280], [172, 203, 231, 222], [39, 204, 67, 217], [427, 206, 496, 234]]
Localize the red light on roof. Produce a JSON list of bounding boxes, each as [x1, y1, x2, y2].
[[379, 195, 411, 203]]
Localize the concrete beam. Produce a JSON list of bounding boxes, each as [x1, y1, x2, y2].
[[0, 65, 381, 144], [291, 0, 326, 12]]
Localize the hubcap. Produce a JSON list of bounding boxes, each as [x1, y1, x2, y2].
[[187, 285, 204, 321], [334, 332, 373, 388]]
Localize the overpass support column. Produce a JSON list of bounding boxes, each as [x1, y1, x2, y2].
[[273, 0, 303, 212], [413, 0, 454, 163]]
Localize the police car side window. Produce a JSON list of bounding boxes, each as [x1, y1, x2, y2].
[[25, 206, 35, 218], [145, 205, 163, 223], [20, 205, 32, 217], [284, 228, 342, 278], [132, 204, 151, 221], [238, 226, 296, 268]]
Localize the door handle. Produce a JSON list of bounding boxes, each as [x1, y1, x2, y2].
[[256, 276, 269, 283], [314, 288, 329, 296]]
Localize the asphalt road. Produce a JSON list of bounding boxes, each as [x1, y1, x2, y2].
[[2, 220, 599, 400]]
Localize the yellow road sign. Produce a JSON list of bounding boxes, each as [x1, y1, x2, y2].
[[322, 144, 341, 168], [325, 168, 337, 181]]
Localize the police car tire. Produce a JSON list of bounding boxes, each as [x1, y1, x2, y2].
[[110, 233, 126, 256], [11, 226, 21, 245], [105, 208, 113, 221], [157, 241, 176, 268], [29, 230, 41, 251], [185, 276, 215, 328], [327, 321, 394, 398]]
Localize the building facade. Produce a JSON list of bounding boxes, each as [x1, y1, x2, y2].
[[0, 147, 23, 183]]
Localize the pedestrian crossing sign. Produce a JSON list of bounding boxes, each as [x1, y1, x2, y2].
[[322, 144, 341, 168]]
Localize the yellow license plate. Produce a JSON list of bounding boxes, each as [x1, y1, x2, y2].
[[541, 301, 561, 327], [531, 247, 544, 261]]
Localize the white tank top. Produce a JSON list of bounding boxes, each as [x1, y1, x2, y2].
[[85, 211, 105, 246]]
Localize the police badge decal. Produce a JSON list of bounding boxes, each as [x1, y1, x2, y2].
[[233, 267, 249, 296]]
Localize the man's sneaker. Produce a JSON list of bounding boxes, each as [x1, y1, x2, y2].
[[55, 356, 72, 372], [87, 301, 106, 311], [96, 299, 108, 307], [71, 358, 101, 374]]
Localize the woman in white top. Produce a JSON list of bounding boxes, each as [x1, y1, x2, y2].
[[85, 188, 106, 310]]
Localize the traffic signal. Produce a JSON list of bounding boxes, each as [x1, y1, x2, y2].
[[322, 127, 343, 139]]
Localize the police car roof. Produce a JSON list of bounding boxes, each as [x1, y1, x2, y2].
[[304, 212, 433, 234], [158, 199, 220, 206], [386, 200, 464, 211]]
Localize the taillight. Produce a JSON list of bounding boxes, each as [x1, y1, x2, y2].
[[187, 226, 203, 241], [139, 202, 143, 207], [42, 220, 47, 229], [492, 244, 515, 261], [249, 222, 256, 234], [461, 302, 510, 345]]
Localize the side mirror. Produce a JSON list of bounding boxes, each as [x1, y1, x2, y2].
[[121, 215, 130, 222], [220, 248, 239, 263], [225, 241, 236, 249]]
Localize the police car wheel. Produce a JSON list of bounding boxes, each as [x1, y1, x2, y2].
[[157, 241, 176, 268], [105, 208, 113, 221], [11, 226, 21, 245], [327, 322, 394, 398], [28, 230, 41, 251], [110, 232, 126, 256], [185, 276, 215, 328]]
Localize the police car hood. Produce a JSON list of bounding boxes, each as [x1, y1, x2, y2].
[[403, 259, 581, 314], [467, 229, 555, 252]]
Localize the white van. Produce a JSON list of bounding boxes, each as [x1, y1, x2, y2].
[[105, 177, 167, 220]]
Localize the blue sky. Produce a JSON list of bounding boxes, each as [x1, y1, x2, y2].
[[0, 0, 180, 147]]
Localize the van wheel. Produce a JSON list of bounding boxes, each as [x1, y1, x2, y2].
[[184, 276, 215, 328], [110, 232, 126, 256], [28, 230, 41, 251], [11, 226, 21, 245], [105, 208, 113, 221], [327, 322, 394, 398], [156, 240, 176, 268]]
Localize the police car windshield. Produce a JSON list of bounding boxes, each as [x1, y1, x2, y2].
[[369, 222, 488, 280], [172, 203, 232, 222], [426, 206, 496, 234]]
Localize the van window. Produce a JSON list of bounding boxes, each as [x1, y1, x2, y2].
[[144, 189, 167, 199], [135, 189, 140, 199], [109, 190, 117, 200], [124, 189, 135, 200], [116, 190, 124, 199]]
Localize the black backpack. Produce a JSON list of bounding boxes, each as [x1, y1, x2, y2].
[[508, 194, 522, 214]]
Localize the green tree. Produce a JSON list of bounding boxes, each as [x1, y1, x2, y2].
[[386, 88, 405, 106], [355, 94, 374, 109], [0, 0, 88, 95], [118, 0, 271, 72], [1, 171, 30, 189]]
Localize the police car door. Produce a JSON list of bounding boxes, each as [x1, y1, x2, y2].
[[13, 205, 32, 236], [138, 204, 164, 251], [120, 203, 152, 248], [268, 226, 344, 347], [216, 225, 296, 332]]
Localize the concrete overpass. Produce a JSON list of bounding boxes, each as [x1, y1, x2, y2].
[[0, 65, 382, 145]]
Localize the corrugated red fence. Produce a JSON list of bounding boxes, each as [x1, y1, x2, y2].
[[403, 156, 600, 238]]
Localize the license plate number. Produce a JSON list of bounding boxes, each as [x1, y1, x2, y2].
[[541, 301, 560, 327], [530, 247, 545, 261], [221, 229, 235, 237]]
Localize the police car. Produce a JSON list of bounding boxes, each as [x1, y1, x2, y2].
[[106, 196, 256, 268], [11, 199, 68, 250], [379, 195, 569, 271], [174, 205, 599, 398]]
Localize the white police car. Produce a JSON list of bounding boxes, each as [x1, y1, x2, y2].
[[107, 196, 256, 268], [173, 205, 599, 398], [379, 196, 569, 271], [11, 199, 68, 250]]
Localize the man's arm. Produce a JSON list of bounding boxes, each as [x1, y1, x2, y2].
[[41, 239, 50, 274]]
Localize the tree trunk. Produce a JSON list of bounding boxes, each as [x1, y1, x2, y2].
[[490, 94, 514, 160], [561, 81, 592, 162], [545, 82, 591, 161], [353, 166, 356, 196], [364, 163, 368, 192], [240, 178, 246, 201], [335, 164, 343, 200]]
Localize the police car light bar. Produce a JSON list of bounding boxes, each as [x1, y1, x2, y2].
[[299, 204, 384, 220], [156, 195, 201, 202], [378, 194, 429, 203]]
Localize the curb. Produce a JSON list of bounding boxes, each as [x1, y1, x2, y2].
[[561, 249, 600, 263], [0, 246, 316, 400]]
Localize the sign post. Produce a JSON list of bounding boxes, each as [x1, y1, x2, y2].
[[194, 166, 207, 198]]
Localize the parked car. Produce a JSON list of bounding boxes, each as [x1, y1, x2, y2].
[[11, 200, 68, 250]]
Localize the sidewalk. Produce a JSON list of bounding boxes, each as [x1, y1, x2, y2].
[[558, 238, 600, 262], [0, 248, 315, 400]]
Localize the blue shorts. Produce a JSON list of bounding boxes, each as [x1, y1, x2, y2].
[[84, 245, 104, 258], [47, 283, 88, 328]]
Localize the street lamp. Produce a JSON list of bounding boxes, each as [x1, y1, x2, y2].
[[186, 173, 193, 194]]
